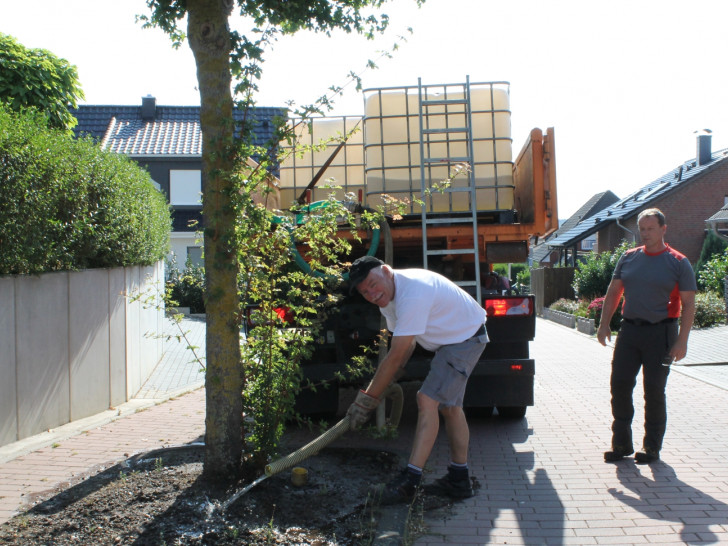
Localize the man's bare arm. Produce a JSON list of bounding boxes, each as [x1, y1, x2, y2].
[[597, 278, 624, 346], [671, 291, 695, 361]]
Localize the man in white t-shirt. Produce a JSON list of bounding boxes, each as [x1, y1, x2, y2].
[[346, 256, 488, 504]]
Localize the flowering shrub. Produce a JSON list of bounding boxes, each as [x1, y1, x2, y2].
[[549, 298, 581, 314], [587, 296, 623, 331]]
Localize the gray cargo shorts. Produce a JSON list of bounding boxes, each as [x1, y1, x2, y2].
[[420, 328, 488, 408]]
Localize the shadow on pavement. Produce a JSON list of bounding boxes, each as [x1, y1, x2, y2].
[[610, 460, 727, 544], [463, 416, 566, 545]]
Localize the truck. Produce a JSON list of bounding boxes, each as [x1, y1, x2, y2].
[[277, 77, 558, 419]]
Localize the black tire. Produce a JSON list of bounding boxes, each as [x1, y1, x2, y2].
[[496, 406, 527, 419]]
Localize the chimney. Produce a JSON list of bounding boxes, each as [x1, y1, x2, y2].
[[141, 95, 156, 121], [696, 129, 712, 166]]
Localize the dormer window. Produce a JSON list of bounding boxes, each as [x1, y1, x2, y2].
[[170, 170, 202, 205]]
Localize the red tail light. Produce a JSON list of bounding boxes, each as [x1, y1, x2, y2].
[[484, 297, 533, 317], [273, 306, 294, 324], [511, 364, 523, 371]]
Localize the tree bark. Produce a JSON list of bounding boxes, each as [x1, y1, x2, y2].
[[186, 0, 243, 481]]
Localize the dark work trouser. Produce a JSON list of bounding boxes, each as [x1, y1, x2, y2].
[[609, 320, 678, 453]]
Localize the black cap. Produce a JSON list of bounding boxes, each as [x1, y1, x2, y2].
[[348, 256, 384, 294]]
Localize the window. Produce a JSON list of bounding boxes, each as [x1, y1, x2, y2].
[[170, 170, 202, 205], [187, 246, 203, 268]]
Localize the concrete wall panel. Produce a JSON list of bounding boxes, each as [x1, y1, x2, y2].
[[125, 266, 143, 397], [69, 269, 111, 421], [16, 272, 70, 438], [0, 278, 17, 446], [108, 268, 127, 407], [0, 263, 164, 448], [138, 263, 163, 382]]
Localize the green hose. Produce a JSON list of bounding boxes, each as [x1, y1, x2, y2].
[[264, 416, 352, 477], [264, 382, 405, 478], [283, 202, 382, 278]]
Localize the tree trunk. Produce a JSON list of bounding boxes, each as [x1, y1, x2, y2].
[[186, 0, 243, 481]]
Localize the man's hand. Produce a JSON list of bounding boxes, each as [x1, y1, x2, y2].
[[597, 323, 611, 346], [670, 339, 689, 361], [347, 390, 380, 429]]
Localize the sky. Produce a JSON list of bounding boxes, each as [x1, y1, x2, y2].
[[4, 0, 728, 219]]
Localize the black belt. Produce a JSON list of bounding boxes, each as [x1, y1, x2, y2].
[[623, 317, 677, 326], [470, 323, 486, 338]]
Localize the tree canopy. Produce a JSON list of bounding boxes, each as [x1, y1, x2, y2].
[[0, 33, 84, 132]]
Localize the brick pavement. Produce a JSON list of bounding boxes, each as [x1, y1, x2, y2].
[[134, 315, 206, 400], [1, 316, 726, 545], [415, 319, 728, 545]]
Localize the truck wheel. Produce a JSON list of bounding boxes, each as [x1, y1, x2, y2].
[[497, 406, 527, 419]]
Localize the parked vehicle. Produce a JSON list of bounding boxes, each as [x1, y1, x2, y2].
[[279, 78, 558, 418]]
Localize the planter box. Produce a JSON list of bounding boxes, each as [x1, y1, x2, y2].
[[542, 308, 576, 328], [577, 317, 596, 335]]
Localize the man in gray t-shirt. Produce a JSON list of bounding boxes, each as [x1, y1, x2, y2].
[[597, 208, 696, 464]]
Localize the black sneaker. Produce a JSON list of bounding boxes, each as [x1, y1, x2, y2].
[[374, 469, 421, 505], [635, 449, 659, 464], [424, 471, 474, 499], [604, 447, 634, 463]]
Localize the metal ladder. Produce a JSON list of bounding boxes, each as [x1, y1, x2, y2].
[[418, 76, 482, 303]]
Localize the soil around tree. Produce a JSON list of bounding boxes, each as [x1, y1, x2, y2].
[[0, 442, 459, 545]]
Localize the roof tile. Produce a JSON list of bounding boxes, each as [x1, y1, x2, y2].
[[71, 103, 286, 156], [548, 149, 728, 249]]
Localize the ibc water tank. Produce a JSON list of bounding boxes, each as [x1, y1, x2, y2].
[[363, 82, 514, 214], [278, 117, 365, 206]]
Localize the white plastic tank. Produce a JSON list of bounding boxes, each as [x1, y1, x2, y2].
[[278, 117, 365, 206], [363, 82, 514, 213]]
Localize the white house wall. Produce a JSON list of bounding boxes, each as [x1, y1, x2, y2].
[[169, 232, 202, 270]]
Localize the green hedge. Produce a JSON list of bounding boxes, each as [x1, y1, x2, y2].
[[693, 291, 727, 328], [0, 106, 171, 275]]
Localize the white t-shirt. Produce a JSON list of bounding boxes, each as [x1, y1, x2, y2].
[[379, 269, 487, 352]]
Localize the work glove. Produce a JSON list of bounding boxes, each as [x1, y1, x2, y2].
[[347, 390, 380, 430]]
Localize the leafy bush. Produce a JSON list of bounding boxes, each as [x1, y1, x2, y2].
[[693, 291, 727, 328], [515, 266, 530, 283], [236, 163, 377, 468], [0, 106, 170, 275], [697, 248, 728, 295], [573, 241, 633, 300], [695, 232, 727, 290], [166, 260, 206, 314], [492, 263, 528, 283]]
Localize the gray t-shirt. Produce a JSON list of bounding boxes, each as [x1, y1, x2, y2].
[[613, 245, 697, 323]]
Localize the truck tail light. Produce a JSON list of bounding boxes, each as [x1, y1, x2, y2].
[[484, 297, 533, 317]]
